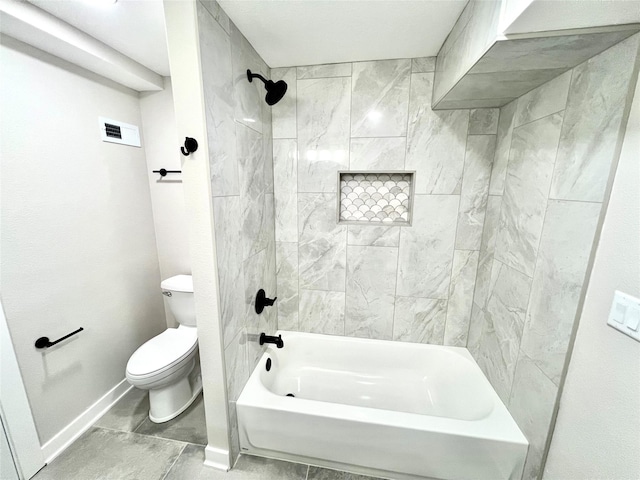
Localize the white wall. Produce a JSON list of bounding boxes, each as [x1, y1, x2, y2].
[[139, 77, 191, 327], [543, 76, 640, 479], [0, 36, 167, 445]]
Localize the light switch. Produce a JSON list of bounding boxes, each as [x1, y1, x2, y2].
[[613, 302, 627, 323], [607, 290, 640, 342], [626, 307, 640, 332]]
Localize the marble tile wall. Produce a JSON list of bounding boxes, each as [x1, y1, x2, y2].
[[468, 34, 640, 480], [196, 0, 277, 463], [272, 56, 497, 348], [432, 0, 639, 109]]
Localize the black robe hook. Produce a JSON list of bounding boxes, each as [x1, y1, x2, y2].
[[181, 137, 198, 156]]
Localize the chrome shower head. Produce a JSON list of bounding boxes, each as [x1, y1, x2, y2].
[[247, 69, 288, 106]]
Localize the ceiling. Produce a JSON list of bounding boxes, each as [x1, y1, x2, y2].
[[27, 0, 170, 76], [218, 0, 467, 68]]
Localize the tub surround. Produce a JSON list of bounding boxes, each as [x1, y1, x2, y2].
[[273, 57, 496, 349], [271, 32, 640, 480], [195, 0, 277, 463], [468, 34, 640, 480]]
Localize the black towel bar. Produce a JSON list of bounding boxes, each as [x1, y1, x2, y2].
[[153, 169, 181, 177]]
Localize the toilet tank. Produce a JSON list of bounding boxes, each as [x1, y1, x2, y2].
[[161, 275, 196, 327]]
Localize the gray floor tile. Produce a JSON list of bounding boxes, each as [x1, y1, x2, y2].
[[33, 427, 185, 480], [165, 445, 308, 480], [94, 387, 149, 432], [308, 466, 386, 480], [134, 393, 207, 445]]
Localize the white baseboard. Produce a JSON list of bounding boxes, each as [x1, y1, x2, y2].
[[41, 379, 133, 464], [204, 445, 230, 471]]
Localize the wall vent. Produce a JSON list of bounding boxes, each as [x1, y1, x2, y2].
[[338, 171, 415, 226], [98, 117, 141, 147], [104, 123, 122, 139]]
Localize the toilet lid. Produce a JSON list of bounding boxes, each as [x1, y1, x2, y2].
[[127, 328, 198, 378]]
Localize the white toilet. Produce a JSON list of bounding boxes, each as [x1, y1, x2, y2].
[[126, 275, 202, 423]]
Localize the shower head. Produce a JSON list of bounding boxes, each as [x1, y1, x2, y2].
[[247, 69, 288, 106]]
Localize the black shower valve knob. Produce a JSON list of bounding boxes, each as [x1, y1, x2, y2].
[[255, 289, 277, 314]]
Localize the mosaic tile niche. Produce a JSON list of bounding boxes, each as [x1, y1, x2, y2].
[[339, 172, 414, 225]]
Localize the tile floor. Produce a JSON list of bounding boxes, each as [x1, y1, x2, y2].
[[33, 388, 385, 480]]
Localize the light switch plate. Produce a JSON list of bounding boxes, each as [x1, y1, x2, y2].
[[607, 290, 640, 342]]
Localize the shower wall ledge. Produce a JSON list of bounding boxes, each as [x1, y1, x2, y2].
[[433, 1, 640, 110]]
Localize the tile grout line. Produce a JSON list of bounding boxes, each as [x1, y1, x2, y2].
[[159, 442, 188, 480]]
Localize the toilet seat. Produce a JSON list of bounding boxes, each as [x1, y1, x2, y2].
[[126, 327, 198, 381]]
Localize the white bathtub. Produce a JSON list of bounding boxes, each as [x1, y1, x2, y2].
[[237, 331, 528, 480]]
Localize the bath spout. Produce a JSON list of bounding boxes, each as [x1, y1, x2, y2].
[[259, 333, 284, 348]]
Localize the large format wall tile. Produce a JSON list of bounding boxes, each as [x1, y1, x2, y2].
[[393, 297, 448, 344], [197, 3, 238, 197], [406, 73, 470, 194], [345, 246, 398, 340], [298, 193, 347, 291], [476, 260, 532, 402], [444, 250, 479, 346], [473, 195, 502, 308], [237, 123, 268, 259], [444, 68, 568, 103], [509, 353, 559, 480], [299, 290, 345, 335], [495, 112, 564, 277], [397, 195, 458, 298], [199, 0, 230, 34], [469, 108, 499, 134], [520, 200, 601, 384], [275, 242, 299, 330], [514, 70, 571, 128], [271, 67, 297, 139], [349, 137, 406, 170], [213, 196, 245, 347], [411, 57, 436, 73], [263, 92, 274, 194], [351, 59, 411, 137], [488, 100, 516, 195], [263, 194, 278, 330], [347, 225, 399, 247], [456, 134, 495, 250], [550, 34, 640, 202], [469, 30, 637, 75], [467, 302, 486, 356], [230, 23, 267, 133], [297, 63, 352, 79], [273, 139, 298, 242], [224, 329, 248, 403], [297, 77, 351, 192]]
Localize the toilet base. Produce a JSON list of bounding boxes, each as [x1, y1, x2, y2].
[[149, 363, 202, 423]]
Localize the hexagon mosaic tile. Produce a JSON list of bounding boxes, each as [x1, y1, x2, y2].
[[339, 172, 414, 224]]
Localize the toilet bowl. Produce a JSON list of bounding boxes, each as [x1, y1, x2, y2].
[[126, 275, 202, 423]]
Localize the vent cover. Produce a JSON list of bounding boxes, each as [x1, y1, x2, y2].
[[99, 117, 141, 147], [104, 123, 122, 139]]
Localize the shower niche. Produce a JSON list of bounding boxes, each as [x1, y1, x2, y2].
[[338, 171, 415, 226]]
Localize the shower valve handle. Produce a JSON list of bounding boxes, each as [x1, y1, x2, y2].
[[255, 289, 277, 314]]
